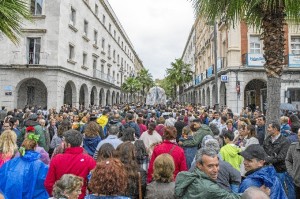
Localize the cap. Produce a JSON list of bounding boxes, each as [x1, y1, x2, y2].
[[28, 113, 38, 121], [239, 144, 267, 160]]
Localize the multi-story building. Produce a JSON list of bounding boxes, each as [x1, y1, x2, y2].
[[181, 17, 300, 113], [0, 0, 143, 110]]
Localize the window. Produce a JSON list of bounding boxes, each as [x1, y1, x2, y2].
[[101, 38, 105, 50], [108, 68, 110, 76], [118, 37, 120, 44], [121, 41, 123, 48], [69, 44, 75, 60], [113, 71, 115, 80], [291, 36, 300, 55], [114, 30, 116, 38], [249, 35, 261, 54], [31, 0, 43, 15], [84, 20, 88, 36], [117, 54, 119, 64], [83, 52, 87, 66], [102, 15, 105, 25], [121, 57, 123, 66], [101, 64, 104, 72], [27, 38, 41, 64], [70, 7, 76, 25], [113, 50, 116, 60], [109, 23, 111, 33], [108, 45, 111, 57], [94, 30, 98, 45], [95, 4, 98, 16]]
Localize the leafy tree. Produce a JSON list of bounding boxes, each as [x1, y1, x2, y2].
[[136, 68, 154, 102], [0, 0, 32, 44], [159, 77, 174, 99], [121, 77, 141, 103], [191, 0, 300, 124], [166, 58, 193, 101]]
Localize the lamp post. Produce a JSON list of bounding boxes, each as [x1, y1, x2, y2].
[[119, 66, 124, 103], [213, 21, 219, 112]]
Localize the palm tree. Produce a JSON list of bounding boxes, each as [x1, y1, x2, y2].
[[136, 68, 155, 102], [0, 0, 32, 44], [166, 58, 193, 101], [121, 77, 141, 103], [191, 0, 300, 124]]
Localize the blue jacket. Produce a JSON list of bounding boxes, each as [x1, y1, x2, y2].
[[83, 136, 102, 156], [0, 150, 49, 199], [239, 166, 287, 199], [124, 121, 140, 138]]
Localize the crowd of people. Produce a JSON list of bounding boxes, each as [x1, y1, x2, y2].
[[0, 103, 299, 199]]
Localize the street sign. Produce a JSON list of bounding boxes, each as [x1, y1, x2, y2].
[[221, 75, 229, 82]]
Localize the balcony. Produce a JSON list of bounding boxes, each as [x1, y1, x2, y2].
[[93, 69, 115, 84], [28, 52, 40, 65]]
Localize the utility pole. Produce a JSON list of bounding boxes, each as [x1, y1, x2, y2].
[[213, 21, 219, 112]]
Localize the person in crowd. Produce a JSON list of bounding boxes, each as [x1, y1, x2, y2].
[[219, 116, 227, 134], [165, 113, 176, 127], [96, 110, 109, 137], [148, 126, 187, 183], [123, 113, 140, 139], [0, 107, 7, 126], [174, 115, 186, 142], [239, 125, 259, 149], [280, 116, 291, 137], [0, 122, 12, 134], [96, 143, 116, 162], [117, 142, 146, 199], [45, 129, 96, 199], [83, 121, 102, 157], [9, 117, 21, 147], [94, 125, 123, 159], [120, 127, 136, 143], [286, 128, 300, 198], [50, 174, 83, 199], [226, 119, 237, 134], [39, 118, 51, 152], [145, 154, 176, 199], [220, 130, 243, 171], [137, 117, 147, 135], [50, 124, 70, 158], [155, 116, 165, 137], [0, 135, 49, 199], [0, 130, 18, 168], [139, 122, 162, 159], [179, 126, 198, 169], [238, 144, 287, 199], [175, 147, 240, 198], [241, 187, 270, 199], [256, 115, 266, 145], [211, 112, 221, 128], [85, 158, 130, 199], [178, 118, 214, 149], [71, 115, 81, 131], [134, 140, 148, 171], [263, 122, 294, 199]]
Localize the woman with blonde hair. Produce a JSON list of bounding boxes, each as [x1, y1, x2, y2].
[[0, 134, 49, 198], [51, 174, 83, 199], [0, 130, 18, 167], [145, 154, 176, 199]]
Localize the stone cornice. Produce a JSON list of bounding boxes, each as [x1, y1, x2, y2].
[[21, 29, 47, 33]]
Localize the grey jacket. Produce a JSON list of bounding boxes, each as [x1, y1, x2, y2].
[[286, 142, 300, 187], [145, 181, 176, 199]]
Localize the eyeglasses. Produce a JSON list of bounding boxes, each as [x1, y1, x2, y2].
[[3, 126, 10, 128]]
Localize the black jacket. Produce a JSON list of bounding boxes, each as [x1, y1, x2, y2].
[[263, 134, 290, 172]]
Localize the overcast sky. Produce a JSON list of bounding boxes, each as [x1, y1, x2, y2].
[[108, 0, 195, 80]]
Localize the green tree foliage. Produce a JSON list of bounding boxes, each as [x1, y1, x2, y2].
[[121, 77, 141, 103], [136, 68, 154, 102]]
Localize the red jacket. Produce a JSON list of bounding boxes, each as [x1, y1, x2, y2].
[[44, 147, 96, 199], [147, 140, 187, 183]]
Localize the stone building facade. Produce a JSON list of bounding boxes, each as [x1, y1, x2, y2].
[[181, 17, 300, 113], [0, 0, 143, 110]]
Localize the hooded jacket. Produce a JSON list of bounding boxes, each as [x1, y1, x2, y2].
[[175, 168, 240, 199], [0, 151, 49, 199], [181, 124, 213, 148], [239, 166, 287, 199], [83, 136, 101, 156], [220, 144, 243, 171]]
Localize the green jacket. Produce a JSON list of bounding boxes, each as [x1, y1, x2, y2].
[[175, 168, 241, 199], [181, 124, 213, 148], [21, 120, 46, 149], [220, 144, 243, 171]]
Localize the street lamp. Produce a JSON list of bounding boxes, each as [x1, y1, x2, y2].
[[119, 66, 124, 103], [213, 21, 219, 112]]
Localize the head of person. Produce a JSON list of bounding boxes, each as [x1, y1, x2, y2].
[[203, 139, 220, 153], [84, 121, 100, 138], [152, 154, 175, 183], [196, 147, 219, 180], [246, 125, 257, 138], [222, 130, 234, 144], [108, 125, 119, 136], [239, 144, 266, 172], [209, 123, 220, 136], [241, 186, 270, 199], [126, 113, 134, 121], [182, 126, 191, 137], [191, 118, 202, 131], [2, 122, 12, 131], [147, 122, 156, 135], [226, 119, 234, 129], [57, 124, 71, 138], [163, 126, 177, 141], [0, 130, 18, 156], [89, 158, 128, 195], [256, 115, 266, 127], [52, 174, 83, 199], [120, 127, 135, 142], [267, 122, 280, 137], [134, 140, 147, 164], [9, 117, 19, 128], [116, 141, 137, 164], [20, 134, 38, 155], [97, 143, 116, 162], [280, 116, 289, 125], [63, 129, 83, 148], [157, 116, 165, 125], [136, 117, 143, 124], [214, 112, 220, 120], [39, 119, 46, 127]]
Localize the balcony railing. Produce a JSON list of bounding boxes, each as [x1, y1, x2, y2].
[[28, 52, 40, 64], [93, 69, 115, 84]]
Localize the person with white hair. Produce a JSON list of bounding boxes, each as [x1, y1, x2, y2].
[[241, 187, 270, 199]]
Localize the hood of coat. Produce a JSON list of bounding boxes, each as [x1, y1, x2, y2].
[[83, 136, 101, 146], [223, 144, 241, 157], [22, 150, 41, 162]]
